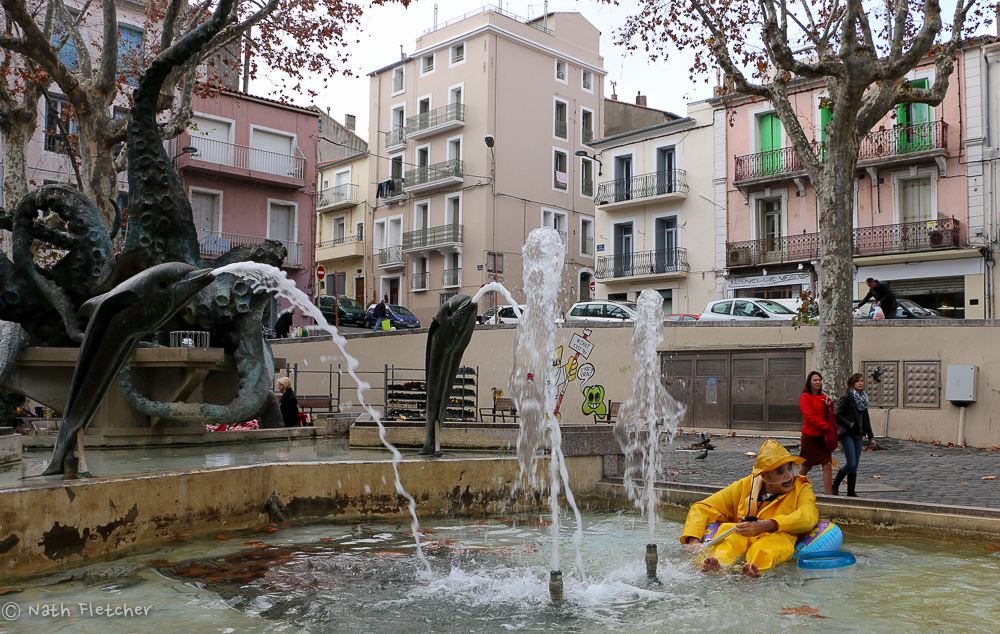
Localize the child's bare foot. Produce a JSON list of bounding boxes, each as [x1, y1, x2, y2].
[[740, 562, 761, 578], [700, 557, 722, 573]]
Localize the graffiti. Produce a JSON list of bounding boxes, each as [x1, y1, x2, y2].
[[577, 363, 595, 386], [491, 387, 504, 400], [582, 385, 607, 418], [552, 329, 592, 419]]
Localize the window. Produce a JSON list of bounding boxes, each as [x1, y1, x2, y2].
[[356, 222, 364, 240], [581, 109, 594, 143], [445, 195, 461, 225], [613, 155, 633, 201], [439, 291, 458, 307], [658, 289, 673, 315], [44, 95, 76, 154], [757, 112, 782, 174], [613, 222, 633, 276], [654, 216, 678, 271], [582, 70, 593, 91], [250, 129, 294, 175], [392, 66, 404, 93], [422, 54, 434, 74], [554, 100, 568, 139], [443, 253, 460, 287], [268, 202, 296, 243], [190, 190, 220, 236], [486, 252, 503, 273], [117, 25, 144, 86], [448, 137, 462, 161], [581, 218, 594, 255], [334, 216, 346, 242], [656, 147, 676, 194], [417, 146, 430, 168], [451, 43, 465, 65], [896, 78, 931, 152], [390, 155, 404, 190], [450, 86, 463, 105], [553, 150, 568, 190], [579, 271, 593, 301], [387, 106, 405, 147], [413, 257, 428, 290], [711, 301, 733, 315], [189, 115, 232, 165], [555, 59, 567, 82], [51, 13, 79, 71], [415, 202, 429, 231], [758, 198, 782, 251], [543, 209, 568, 245], [581, 158, 594, 198], [899, 176, 933, 223]]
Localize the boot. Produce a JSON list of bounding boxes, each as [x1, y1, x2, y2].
[[846, 473, 858, 497], [831, 470, 846, 495]]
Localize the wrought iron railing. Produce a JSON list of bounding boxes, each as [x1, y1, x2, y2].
[[316, 234, 362, 249], [725, 233, 819, 267], [734, 146, 806, 181], [378, 245, 403, 266], [853, 217, 960, 255], [858, 120, 948, 160], [411, 271, 428, 289], [406, 103, 465, 134], [384, 127, 406, 148], [443, 268, 460, 286], [187, 136, 305, 178], [402, 224, 463, 250], [405, 159, 463, 188], [379, 177, 404, 199], [198, 230, 303, 266], [594, 170, 689, 205], [317, 183, 359, 209], [595, 248, 690, 279]]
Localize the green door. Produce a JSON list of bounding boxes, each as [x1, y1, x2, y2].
[[820, 104, 833, 161], [760, 112, 782, 174], [896, 79, 930, 154]]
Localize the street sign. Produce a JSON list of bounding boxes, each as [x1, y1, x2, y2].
[[590, 280, 596, 293], [316, 265, 326, 280]]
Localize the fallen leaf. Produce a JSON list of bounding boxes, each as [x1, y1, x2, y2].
[[57, 575, 75, 584], [669, 470, 681, 475], [961, 482, 970, 485], [985, 546, 999, 551], [872, 475, 883, 479], [404, 529, 436, 535], [983, 476, 997, 480], [745, 452, 757, 457], [215, 535, 234, 540], [320, 537, 334, 542], [0, 589, 22, 596], [711, 482, 723, 485], [779, 606, 820, 616], [930, 454, 941, 457]]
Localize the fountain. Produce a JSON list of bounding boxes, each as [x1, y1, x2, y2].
[[614, 288, 685, 579]]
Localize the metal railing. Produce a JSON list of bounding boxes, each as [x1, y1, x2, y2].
[[316, 234, 362, 249], [554, 119, 567, 138], [384, 127, 406, 148], [725, 233, 819, 267], [317, 183, 359, 208], [595, 248, 690, 279], [858, 120, 948, 160], [198, 230, 303, 266], [406, 103, 465, 133], [405, 159, 464, 188], [582, 127, 593, 143], [187, 136, 305, 179], [411, 271, 429, 289], [378, 245, 404, 266], [734, 146, 806, 181], [556, 230, 568, 246], [402, 223, 464, 250], [594, 170, 690, 205], [581, 236, 594, 256], [423, 5, 552, 36], [443, 268, 460, 286], [379, 177, 405, 199], [854, 217, 960, 255]]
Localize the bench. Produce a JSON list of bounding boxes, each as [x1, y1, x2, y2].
[[296, 395, 336, 416], [595, 401, 620, 424], [480, 397, 518, 423]]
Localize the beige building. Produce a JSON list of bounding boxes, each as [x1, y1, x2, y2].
[[589, 99, 720, 315], [316, 151, 370, 302], [366, 8, 604, 323]]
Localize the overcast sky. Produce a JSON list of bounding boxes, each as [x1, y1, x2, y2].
[[249, 0, 713, 143]]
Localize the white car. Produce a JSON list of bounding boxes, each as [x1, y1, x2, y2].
[[565, 300, 638, 323], [698, 298, 797, 321]]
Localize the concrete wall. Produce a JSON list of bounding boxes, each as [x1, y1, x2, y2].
[[277, 320, 1000, 446], [603, 98, 679, 138], [0, 456, 602, 577]]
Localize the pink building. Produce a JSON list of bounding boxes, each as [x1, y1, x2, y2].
[[175, 90, 319, 326], [719, 58, 983, 318]]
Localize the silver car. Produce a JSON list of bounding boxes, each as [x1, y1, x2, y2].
[[698, 298, 797, 321], [565, 300, 638, 323]]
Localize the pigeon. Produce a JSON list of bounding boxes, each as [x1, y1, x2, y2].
[[872, 367, 887, 383], [694, 448, 708, 460]]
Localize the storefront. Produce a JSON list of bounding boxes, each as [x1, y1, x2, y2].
[[855, 252, 986, 319], [725, 270, 813, 300]]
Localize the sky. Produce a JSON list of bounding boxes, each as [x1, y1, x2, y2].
[[249, 0, 715, 143]]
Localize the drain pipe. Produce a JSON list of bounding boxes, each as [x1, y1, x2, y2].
[[957, 405, 967, 447], [882, 407, 893, 437], [645, 543, 658, 579], [549, 570, 563, 601]]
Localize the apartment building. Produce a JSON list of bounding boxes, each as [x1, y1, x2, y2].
[[366, 8, 604, 323], [316, 151, 369, 302], [175, 90, 319, 325], [719, 57, 981, 318], [589, 98, 719, 315]]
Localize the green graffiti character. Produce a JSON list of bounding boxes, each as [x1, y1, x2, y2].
[[582, 385, 607, 418]]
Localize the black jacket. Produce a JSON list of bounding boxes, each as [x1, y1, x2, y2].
[[280, 388, 300, 427], [836, 393, 875, 440], [859, 281, 899, 315], [373, 302, 387, 320], [274, 312, 294, 338]]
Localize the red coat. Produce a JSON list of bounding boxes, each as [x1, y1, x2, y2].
[[799, 392, 831, 437]]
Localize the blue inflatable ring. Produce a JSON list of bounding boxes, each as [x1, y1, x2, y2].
[[701, 520, 843, 559], [797, 551, 857, 570]]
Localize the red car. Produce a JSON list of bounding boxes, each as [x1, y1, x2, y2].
[[664, 314, 699, 321]]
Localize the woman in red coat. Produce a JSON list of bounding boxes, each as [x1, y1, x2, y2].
[[798, 370, 834, 495]]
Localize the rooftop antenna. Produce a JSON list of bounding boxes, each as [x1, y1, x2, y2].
[[543, 0, 548, 30], [610, 80, 617, 101], [433, 3, 438, 30], [400, 44, 405, 60]]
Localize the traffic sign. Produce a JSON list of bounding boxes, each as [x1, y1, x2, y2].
[[316, 265, 326, 280], [590, 280, 596, 293]]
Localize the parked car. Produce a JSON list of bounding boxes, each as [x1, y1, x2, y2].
[[664, 314, 699, 321], [365, 304, 422, 329], [317, 295, 367, 327], [698, 298, 797, 321], [478, 304, 525, 324], [565, 300, 638, 323], [853, 298, 946, 319]]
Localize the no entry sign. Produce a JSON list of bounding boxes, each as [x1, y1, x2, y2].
[[316, 265, 326, 280]]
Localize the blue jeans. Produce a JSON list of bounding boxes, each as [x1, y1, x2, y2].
[[839, 436, 863, 474]]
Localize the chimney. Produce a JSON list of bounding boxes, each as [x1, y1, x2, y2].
[[345, 114, 356, 132], [636, 91, 647, 107]]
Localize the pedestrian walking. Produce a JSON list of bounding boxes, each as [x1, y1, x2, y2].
[[833, 373, 877, 496], [372, 297, 388, 332], [798, 370, 834, 495]]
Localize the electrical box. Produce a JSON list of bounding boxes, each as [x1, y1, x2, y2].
[[945, 364, 977, 403]]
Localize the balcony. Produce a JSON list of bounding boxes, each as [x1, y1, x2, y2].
[[725, 217, 963, 268], [595, 248, 690, 281], [595, 170, 689, 208], [405, 103, 466, 140], [411, 271, 429, 290], [734, 147, 806, 182], [317, 183, 359, 211], [198, 231, 303, 267], [378, 245, 405, 269], [404, 159, 464, 193], [379, 177, 405, 203], [402, 223, 463, 254], [181, 137, 306, 189], [316, 234, 364, 262], [384, 127, 406, 151], [443, 268, 460, 287]]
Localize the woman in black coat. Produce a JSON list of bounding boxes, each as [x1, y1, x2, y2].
[[833, 373, 876, 496], [277, 377, 300, 427]]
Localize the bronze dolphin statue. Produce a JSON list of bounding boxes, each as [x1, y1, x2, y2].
[[41, 263, 215, 475], [420, 293, 477, 456]]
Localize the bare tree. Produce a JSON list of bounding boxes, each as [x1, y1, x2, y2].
[[610, 0, 991, 388]]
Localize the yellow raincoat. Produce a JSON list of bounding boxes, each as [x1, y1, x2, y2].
[[680, 439, 818, 571]]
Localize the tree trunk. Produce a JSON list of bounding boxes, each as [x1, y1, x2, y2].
[[0, 105, 36, 209], [815, 134, 860, 395], [76, 113, 120, 230]]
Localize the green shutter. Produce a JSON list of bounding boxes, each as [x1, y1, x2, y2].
[[820, 104, 833, 161], [898, 78, 930, 153], [760, 112, 782, 174]]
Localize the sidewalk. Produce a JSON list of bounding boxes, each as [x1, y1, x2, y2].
[[661, 433, 1000, 509]]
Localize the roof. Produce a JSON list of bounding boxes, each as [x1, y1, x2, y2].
[[215, 87, 320, 117], [588, 117, 697, 146], [318, 152, 369, 169], [604, 97, 683, 119]]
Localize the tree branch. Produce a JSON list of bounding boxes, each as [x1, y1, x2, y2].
[[879, 0, 943, 79], [689, 0, 769, 98], [93, 0, 119, 97]]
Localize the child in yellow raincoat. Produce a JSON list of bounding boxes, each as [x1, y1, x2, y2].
[[680, 438, 819, 577]]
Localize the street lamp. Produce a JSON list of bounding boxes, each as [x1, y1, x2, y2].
[[575, 149, 602, 176], [172, 145, 199, 163]]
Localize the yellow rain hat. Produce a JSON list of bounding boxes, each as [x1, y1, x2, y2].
[[751, 438, 805, 477]]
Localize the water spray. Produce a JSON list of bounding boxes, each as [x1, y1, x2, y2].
[[549, 570, 563, 601]]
